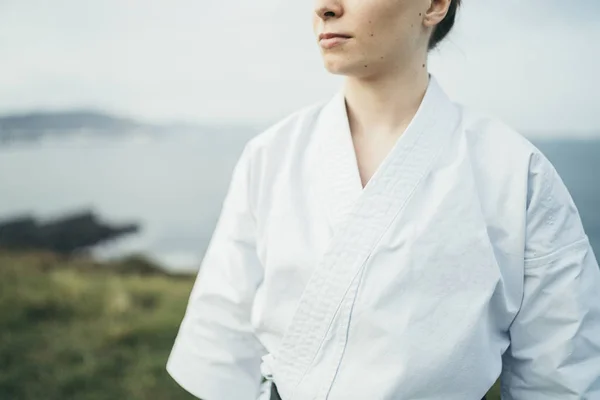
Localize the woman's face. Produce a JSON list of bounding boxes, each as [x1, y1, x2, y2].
[[312, 0, 447, 77]]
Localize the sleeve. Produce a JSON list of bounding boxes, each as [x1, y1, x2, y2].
[[500, 152, 600, 399], [166, 143, 267, 400]]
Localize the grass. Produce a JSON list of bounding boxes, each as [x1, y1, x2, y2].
[[488, 383, 501, 399], [0, 250, 197, 400], [0, 250, 502, 399]]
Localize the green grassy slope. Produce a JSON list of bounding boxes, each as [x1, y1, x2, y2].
[[0, 251, 197, 400]]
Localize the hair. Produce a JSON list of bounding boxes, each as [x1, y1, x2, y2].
[[428, 0, 461, 50]]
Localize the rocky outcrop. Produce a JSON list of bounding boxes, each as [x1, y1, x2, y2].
[[0, 210, 139, 254]]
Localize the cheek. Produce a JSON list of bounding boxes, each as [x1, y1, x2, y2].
[[312, 15, 321, 34], [356, 2, 406, 38], [365, 6, 422, 54]]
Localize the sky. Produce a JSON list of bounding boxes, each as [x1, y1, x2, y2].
[[0, 0, 599, 137]]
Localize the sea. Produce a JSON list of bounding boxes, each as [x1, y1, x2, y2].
[[0, 131, 598, 272]]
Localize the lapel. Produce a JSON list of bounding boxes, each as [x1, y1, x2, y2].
[[267, 77, 461, 398], [313, 90, 364, 233]]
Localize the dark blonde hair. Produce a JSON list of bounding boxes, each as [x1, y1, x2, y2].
[[428, 0, 461, 50]]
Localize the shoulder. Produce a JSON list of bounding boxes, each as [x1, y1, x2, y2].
[[457, 105, 556, 184], [231, 97, 329, 200], [456, 106, 586, 258], [244, 99, 328, 159], [459, 106, 539, 163]]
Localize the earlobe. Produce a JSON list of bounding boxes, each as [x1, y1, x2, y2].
[[422, 14, 440, 30]]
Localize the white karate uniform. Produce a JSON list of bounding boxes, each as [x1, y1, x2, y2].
[[166, 76, 600, 400]]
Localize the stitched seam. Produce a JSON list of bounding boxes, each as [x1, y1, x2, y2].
[[523, 236, 589, 268]]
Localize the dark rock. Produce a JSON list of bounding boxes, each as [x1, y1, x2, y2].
[[0, 210, 139, 254]]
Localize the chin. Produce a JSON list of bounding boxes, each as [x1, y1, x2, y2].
[[322, 54, 363, 76]]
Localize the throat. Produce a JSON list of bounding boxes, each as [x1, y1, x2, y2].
[[351, 129, 404, 189]]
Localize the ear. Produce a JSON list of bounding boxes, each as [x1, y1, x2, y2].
[[423, 0, 452, 29]]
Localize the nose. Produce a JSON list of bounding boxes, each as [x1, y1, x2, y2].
[[314, 0, 343, 21]]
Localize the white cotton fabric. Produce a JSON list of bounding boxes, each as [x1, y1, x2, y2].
[[167, 77, 600, 400]]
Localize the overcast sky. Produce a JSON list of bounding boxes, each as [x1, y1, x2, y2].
[[0, 0, 599, 137]]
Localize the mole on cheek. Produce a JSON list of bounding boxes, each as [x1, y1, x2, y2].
[[364, 65, 368, 68]]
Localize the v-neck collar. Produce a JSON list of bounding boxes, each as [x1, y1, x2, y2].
[[313, 76, 453, 233], [274, 76, 461, 394]]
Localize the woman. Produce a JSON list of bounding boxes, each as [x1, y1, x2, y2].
[[167, 0, 600, 399]]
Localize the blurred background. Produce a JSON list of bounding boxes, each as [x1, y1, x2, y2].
[[0, 1, 598, 399]]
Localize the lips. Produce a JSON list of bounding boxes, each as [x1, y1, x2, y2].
[[318, 33, 352, 49], [319, 33, 352, 41]]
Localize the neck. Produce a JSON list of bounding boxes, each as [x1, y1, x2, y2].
[[343, 61, 429, 139]]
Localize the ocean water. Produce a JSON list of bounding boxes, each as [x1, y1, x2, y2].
[[0, 132, 598, 271], [0, 130, 255, 271]]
